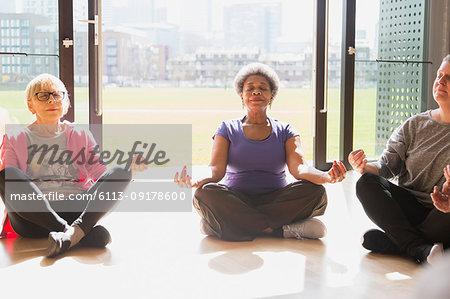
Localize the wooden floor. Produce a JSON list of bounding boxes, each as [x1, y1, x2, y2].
[[0, 170, 423, 299]]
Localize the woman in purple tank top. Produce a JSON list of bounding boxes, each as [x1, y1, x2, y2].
[[176, 63, 347, 241]]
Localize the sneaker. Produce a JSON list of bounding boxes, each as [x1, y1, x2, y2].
[[47, 231, 71, 258], [427, 243, 444, 265], [282, 218, 327, 239], [410, 243, 444, 265], [361, 229, 401, 254], [79, 225, 112, 248]]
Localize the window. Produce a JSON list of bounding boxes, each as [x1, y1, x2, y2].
[[106, 38, 117, 46], [94, 0, 315, 164], [106, 47, 117, 56], [0, 0, 59, 114], [11, 19, 19, 28], [106, 56, 117, 66]]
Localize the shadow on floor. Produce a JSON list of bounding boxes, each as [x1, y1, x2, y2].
[[0, 236, 112, 268], [198, 235, 327, 275]]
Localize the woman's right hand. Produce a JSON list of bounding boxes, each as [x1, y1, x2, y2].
[[348, 149, 368, 175], [174, 166, 192, 188], [174, 166, 206, 188]]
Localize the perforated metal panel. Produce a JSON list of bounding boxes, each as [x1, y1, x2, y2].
[[375, 0, 428, 154]]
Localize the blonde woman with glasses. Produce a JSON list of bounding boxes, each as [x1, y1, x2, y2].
[[0, 74, 144, 257]]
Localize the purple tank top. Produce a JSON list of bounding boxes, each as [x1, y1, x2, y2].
[[215, 117, 299, 194]]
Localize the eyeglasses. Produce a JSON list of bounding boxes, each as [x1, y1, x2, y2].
[[34, 91, 66, 102]]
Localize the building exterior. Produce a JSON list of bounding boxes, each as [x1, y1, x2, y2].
[[0, 3, 377, 89], [167, 47, 318, 88], [168, 47, 259, 87], [74, 28, 171, 85], [0, 13, 57, 84], [22, 0, 58, 25], [131, 23, 179, 57], [223, 3, 282, 53], [107, 0, 156, 25], [263, 52, 313, 87]]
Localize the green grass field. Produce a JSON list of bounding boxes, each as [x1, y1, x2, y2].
[[1, 87, 377, 165]]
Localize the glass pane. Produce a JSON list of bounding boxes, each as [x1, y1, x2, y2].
[[326, 0, 343, 162], [353, 0, 380, 160], [353, 0, 428, 160], [0, 0, 59, 126], [354, 60, 378, 159], [95, 0, 315, 165]]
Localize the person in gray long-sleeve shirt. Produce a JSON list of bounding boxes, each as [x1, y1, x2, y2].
[[349, 54, 450, 265], [376, 111, 450, 207]]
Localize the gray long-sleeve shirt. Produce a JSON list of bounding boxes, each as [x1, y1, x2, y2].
[[375, 110, 450, 207]]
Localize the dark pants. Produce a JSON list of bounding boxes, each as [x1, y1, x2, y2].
[[356, 173, 450, 255], [0, 166, 131, 238], [194, 180, 327, 241]]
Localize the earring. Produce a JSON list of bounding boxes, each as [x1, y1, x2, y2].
[[242, 103, 245, 109]]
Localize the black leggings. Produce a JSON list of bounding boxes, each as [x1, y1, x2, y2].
[[0, 166, 131, 238], [356, 173, 450, 253]]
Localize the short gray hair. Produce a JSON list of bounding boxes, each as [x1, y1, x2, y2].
[[234, 63, 280, 98], [25, 73, 70, 117], [443, 54, 450, 63]]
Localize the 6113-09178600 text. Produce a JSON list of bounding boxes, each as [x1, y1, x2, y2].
[[8, 191, 186, 201]]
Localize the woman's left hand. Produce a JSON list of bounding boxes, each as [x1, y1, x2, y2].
[[323, 160, 347, 184], [431, 165, 450, 213]]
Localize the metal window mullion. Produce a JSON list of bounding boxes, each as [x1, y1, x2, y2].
[[89, 0, 102, 144], [339, 0, 356, 168], [313, 0, 331, 171], [59, 0, 75, 122]]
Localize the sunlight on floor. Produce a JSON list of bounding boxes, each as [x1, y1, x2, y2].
[[385, 272, 412, 281], [0, 171, 421, 299]]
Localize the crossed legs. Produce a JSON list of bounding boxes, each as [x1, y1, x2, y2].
[[356, 173, 450, 262], [0, 166, 131, 256], [194, 180, 327, 241]]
